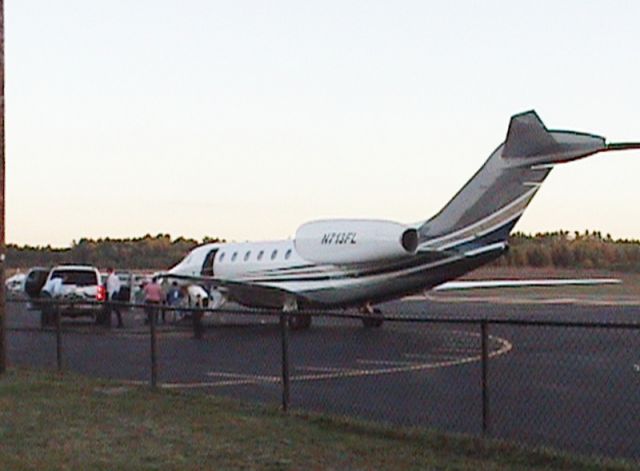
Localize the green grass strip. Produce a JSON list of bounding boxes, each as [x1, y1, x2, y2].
[[0, 368, 633, 470]]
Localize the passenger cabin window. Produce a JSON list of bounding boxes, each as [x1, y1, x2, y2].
[[285, 249, 292, 260], [257, 250, 264, 261], [219, 253, 225, 262], [231, 252, 238, 262], [244, 251, 251, 262], [271, 250, 278, 260]]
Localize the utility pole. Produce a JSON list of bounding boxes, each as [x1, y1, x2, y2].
[[0, 0, 6, 374]]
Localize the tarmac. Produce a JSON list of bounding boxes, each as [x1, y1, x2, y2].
[[5, 294, 640, 461]]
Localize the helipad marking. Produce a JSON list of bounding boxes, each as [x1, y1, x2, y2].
[[357, 359, 423, 366], [420, 348, 481, 354], [155, 331, 513, 389], [404, 353, 469, 360], [206, 372, 279, 382], [297, 366, 362, 373]]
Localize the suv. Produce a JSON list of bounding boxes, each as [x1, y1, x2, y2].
[[33, 265, 106, 326]]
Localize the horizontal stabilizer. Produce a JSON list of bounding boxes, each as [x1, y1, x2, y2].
[[503, 110, 557, 158], [501, 110, 608, 165]]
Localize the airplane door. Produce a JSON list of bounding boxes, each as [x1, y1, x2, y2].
[[200, 249, 218, 277]]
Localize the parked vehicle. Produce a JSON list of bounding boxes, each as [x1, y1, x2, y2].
[[25, 265, 106, 327], [5, 272, 27, 293]]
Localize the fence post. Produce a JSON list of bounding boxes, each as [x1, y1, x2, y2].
[[55, 301, 62, 372], [192, 305, 204, 339], [149, 303, 158, 388], [280, 312, 290, 412], [128, 271, 135, 304], [481, 319, 489, 435]]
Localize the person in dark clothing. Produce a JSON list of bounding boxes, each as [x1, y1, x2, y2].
[[165, 281, 183, 323]]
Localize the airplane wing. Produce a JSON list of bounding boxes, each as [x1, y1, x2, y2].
[[155, 272, 294, 308], [433, 278, 621, 291]]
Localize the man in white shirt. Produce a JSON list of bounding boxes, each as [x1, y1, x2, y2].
[[43, 276, 64, 297], [105, 267, 123, 328]]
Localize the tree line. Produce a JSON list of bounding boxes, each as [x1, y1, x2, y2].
[[492, 230, 640, 272], [6, 231, 640, 272], [6, 234, 223, 270]]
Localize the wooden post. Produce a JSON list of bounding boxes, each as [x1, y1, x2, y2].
[[0, 0, 6, 375]]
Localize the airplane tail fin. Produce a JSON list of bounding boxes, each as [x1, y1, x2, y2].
[[418, 110, 638, 253]]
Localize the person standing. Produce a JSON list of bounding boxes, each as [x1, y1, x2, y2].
[[105, 267, 124, 328], [165, 281, 183, 322], [143, 277, 164, 325]]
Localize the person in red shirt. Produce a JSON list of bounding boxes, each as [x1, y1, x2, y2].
[[142, 277, 164, 325]]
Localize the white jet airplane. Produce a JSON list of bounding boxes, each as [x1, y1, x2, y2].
[[165, 111, 639, 328]]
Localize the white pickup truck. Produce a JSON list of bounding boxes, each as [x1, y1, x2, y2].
[[31, 265, 106, 327]]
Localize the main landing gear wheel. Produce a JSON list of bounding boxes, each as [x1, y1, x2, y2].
[[288, 313, 312, 330], [361, 307, 384, 328], [283, 297, 312, 330]]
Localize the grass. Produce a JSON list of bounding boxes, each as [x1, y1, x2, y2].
[[0, 368, 635, 470]]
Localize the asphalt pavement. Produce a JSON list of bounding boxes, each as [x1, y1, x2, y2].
[[5, 296, 640, 462]]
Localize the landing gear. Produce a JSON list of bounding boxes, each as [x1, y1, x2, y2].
[[283, 297, 312, 330], [288, 313, 312, 330], [360, 304, 384, 328]]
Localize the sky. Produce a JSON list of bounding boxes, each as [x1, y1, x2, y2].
[[6, 1, 640, 247]]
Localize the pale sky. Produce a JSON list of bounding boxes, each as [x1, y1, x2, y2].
[[6, 1, 640, 247]]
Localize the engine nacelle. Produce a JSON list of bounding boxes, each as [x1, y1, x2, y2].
[[294, 219, 418, 265]]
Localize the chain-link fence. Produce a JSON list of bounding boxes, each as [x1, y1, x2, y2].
[[4, 295, 640, 463]]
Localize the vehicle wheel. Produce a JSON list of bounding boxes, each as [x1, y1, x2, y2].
[[288, 313, 312, 330], [362, 308, 383, 328]]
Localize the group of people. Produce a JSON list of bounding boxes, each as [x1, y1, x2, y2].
[[141, 278, 187, 325], [102, 268, 190, 328]]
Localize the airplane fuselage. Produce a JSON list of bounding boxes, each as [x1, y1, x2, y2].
[[169, 238, 506, 309]]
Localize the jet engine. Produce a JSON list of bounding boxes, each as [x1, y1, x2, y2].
[[294, 219, 418, 264]]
